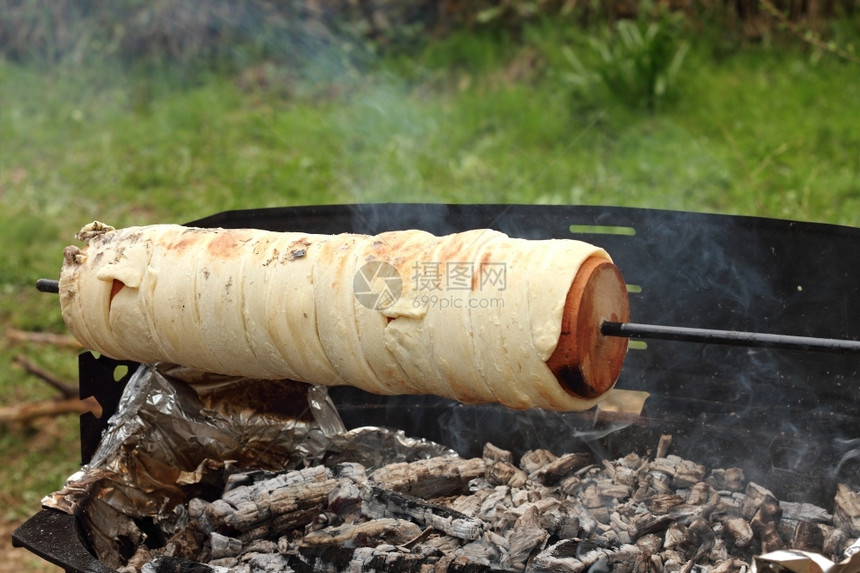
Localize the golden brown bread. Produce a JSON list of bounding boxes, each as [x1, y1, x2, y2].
[[59, 222, 629, 411]]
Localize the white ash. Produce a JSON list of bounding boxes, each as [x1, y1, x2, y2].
[[135, 438, 859, 573]]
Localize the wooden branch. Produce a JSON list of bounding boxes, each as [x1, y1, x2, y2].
[[0, 396, 101, 423], [6, 328, 81, 349], [13, 354, 78, 398]]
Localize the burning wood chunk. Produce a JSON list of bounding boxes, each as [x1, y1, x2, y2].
[[656, 434, 672, 459], [481, 442, 513, 465], [368, 456, 486, 498], [834, 483, 860, 536], [792, 520, 825, 552], [507, 505, 549, 570], [531, 452, 591, 485], [723, 517, 755, 549], [519, 449, 558, 475], [708, 468, 746, 492], [487, 460, 528, 488], [208, 532, 242, 560], [204, 466, 339, 537], [740, 482, 778, 521], [302, 518, 422, 547]]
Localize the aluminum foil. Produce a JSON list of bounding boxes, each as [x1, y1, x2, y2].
[[752, 540, 860, 573], [41, 363, 454, 568]]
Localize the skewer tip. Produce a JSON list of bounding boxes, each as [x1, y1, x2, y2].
[[36, 279, 60, 294]]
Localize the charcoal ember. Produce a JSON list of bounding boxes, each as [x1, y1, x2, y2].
[[549, 501, 582, 539], [822, 525, 851, 560], [739, 482, 778, 521], [687, 482, 717, 506], [368, 456, 486, 498], [779, 500, 831, 533], [648, 470, 674, 495], [649, 456, 706, 490], [661, 549, 687, 572], [568, 502, 599, 538], [242, 539, 278, 555], [364, 485, 485, 541], [648, 493, 686, 515], [449, 487, 494, 517], [611, 463, 638, 488], [558, 475, 582, 497], [663, 522, 689, 553], [141, 556, 226, 573], [750, 497, 785, 553], [631, 472, 653, 503], [475, 486, 511, 521], [487, 460, 527, 488], [531, 539, 603, 573], [481, 443, 513, 465], [205, 465, 337, 536], [188, 499, 215, 535], [124, 546, 155, 573], [708, 468, 746, 492], [580, 483, 610, 525], [326, 479, 363, 516], [209, 532, 242, 559], [630, 512, 673, 539], [457, 540, 494, 566], [530, 538, 586, 573], [675, 462, 707, 490], [709, 536, 730, 563], [687, 518, 716, 559], [609, 511, 631, 540], [243, 551, 292, 573], [304, 511, 339, 534], [606, 544, 645, 573], [753, 519, 785, 554], [597, 481, 631, 501], [656, 435, 673, 459], [635, 532, 663, 555], [711, 558, 752, 573], [511, 487, 540, 507], [411, 532, 460, 559], [834, 483, 860, 536], [302, 518, 422, 547], [723, 517, 754, 549], [506, 505, 548, 570], [532, 452, 591, 485], [201, 556, 233, 569], [153, 520, 210, 563], [298, 543, 362, 571], [792, 520, 825, 552], [519, 449, 558, 475]]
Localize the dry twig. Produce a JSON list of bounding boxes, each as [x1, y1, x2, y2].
[[5, 327, 81, 349]]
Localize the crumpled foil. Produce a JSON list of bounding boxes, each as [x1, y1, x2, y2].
[[41, 363, 454, 568], [752, 538, 860, 573]]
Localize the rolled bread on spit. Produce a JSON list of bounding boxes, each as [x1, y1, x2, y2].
[[59, 222, 629, 411]]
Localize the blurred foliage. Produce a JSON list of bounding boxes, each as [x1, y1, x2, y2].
[[562, 2, 690, 111], [1, 0, 859, 72]]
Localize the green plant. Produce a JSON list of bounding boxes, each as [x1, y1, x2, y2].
[[563, 7, 690, 111]]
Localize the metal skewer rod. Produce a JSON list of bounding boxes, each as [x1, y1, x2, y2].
[[602, 321, 860, 354], [35, 279, 859, 354]]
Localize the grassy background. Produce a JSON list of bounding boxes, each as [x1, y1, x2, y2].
[[1, 12, 859, 571]]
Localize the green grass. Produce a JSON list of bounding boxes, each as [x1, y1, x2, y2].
[[1, 23, 859, 571]]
